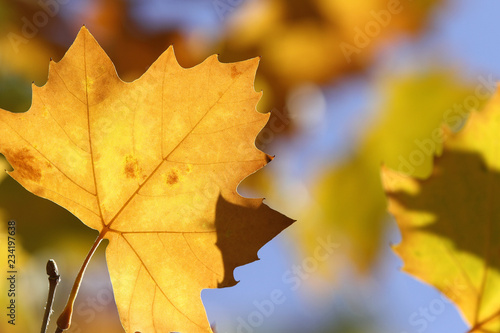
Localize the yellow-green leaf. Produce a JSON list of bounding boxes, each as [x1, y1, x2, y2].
[[308, 71, 480, 271], [382, 90, 500, 331]]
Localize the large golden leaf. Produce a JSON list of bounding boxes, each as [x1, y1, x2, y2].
[[0, 27, 293, 333], [382, 90, 500, 331]]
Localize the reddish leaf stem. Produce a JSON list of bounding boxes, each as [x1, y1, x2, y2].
[[55, 231, 106, 332]]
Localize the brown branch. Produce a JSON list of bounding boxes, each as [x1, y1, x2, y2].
[[41, 260, 60, 333]]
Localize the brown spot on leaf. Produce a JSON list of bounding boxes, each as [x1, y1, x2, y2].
[[180, 163, 193, 174], [124, 155, 139, 179], [231, 66, 241, 79], [5, 148, 42, 182], [166, 170, 179, 185]]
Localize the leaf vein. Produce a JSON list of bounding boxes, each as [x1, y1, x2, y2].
[[122, 234, 204, 329], [0, 118, 96, 196]]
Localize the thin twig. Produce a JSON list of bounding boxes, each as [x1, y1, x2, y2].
[[41, 260, 60, 333]]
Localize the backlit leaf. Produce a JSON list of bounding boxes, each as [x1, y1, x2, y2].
[[308, 71, 479, 271], [382, 89, 500, 331], [0, 27, 293, 333]]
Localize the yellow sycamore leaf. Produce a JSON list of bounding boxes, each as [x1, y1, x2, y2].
[[0, 27, 293, 333], [382, 89, 500, 331]]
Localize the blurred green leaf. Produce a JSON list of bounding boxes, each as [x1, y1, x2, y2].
[[306, 70, 485, 271]]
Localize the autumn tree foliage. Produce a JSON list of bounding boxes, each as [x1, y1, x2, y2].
[[2, 1, 498, 333]]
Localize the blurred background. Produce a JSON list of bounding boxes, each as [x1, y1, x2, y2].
[[0, 0, 498, 332]]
